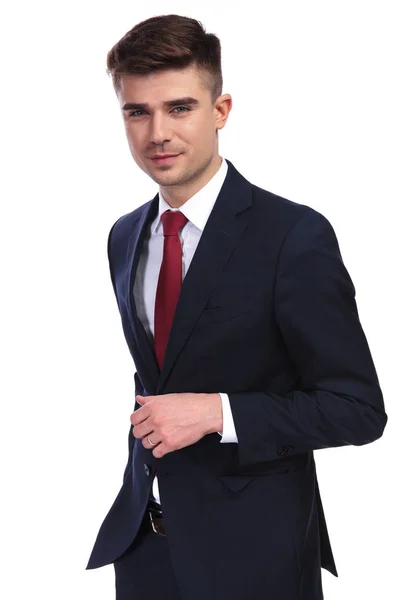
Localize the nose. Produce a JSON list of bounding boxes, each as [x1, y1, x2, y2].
[[149, 112, 172, 146]]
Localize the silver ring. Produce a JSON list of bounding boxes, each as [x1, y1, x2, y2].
[[147, 435, 156, 446]]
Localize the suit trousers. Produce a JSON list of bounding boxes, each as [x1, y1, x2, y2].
[[113, 511, 183, 600]]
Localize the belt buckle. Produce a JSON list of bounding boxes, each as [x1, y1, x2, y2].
[[149, 510, 166, 536]]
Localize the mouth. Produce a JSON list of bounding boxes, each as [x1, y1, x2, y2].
[[149, 154, 181, 165]]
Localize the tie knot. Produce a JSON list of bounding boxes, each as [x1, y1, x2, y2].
[[161, 210, 189, 236]]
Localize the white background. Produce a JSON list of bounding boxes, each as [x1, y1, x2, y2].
[[1, 1, 398, 598]]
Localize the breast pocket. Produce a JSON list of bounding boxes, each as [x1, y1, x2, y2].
[[197, 304, 254, 324]]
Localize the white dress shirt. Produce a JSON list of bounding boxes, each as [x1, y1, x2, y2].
[[133, 156, 238, 505]]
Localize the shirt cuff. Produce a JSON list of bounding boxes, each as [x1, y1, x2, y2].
[[217, 393, 239, 443]]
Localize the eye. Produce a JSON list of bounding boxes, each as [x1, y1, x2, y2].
[[128, 106, 190, 117], [172, 106, 190, 114], [128, 109, 145, 117]]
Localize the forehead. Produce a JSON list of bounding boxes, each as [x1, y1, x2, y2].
[[117, 66, 209, 105]]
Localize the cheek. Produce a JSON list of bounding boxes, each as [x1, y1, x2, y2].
[[188, 123, 215, 148], [126, 138, 144, 166], [184, 115, 211, 136], [125, 121, 143, 141], [125, 130, 144, 156]]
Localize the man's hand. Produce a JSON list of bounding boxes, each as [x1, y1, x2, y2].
[[130, 392, 223, 458]]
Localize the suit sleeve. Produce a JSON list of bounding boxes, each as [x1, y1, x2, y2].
[[228, 209, 388, 468]]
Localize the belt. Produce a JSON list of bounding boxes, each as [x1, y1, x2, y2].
[[148, 508, 166, 536]]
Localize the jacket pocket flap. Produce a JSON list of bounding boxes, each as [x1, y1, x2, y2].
[[219, 475, 255, 492]]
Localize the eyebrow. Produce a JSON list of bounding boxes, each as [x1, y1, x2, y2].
[[122, 97, 200, 111]]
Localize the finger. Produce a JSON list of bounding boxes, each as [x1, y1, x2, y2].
[[132, 417, 153, 439], [130, 406, 150, 426], [142, 432, 161, 449], [151, 442, 170, 459], [136, 394, 152, 405]]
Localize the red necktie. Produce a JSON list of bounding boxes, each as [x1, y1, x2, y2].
[[154, 210, 189, 369]]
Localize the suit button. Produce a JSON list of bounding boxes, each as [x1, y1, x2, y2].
[[277, 445, 293, 456], [143, 463, 151, 476]]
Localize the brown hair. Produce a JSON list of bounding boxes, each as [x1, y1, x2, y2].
[[106, 14, 223, 104]]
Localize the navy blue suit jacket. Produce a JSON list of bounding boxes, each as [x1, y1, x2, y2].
[[86, 159, 387, 599]]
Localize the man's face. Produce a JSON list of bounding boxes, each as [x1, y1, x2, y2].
[[116, 65, 230, 188]]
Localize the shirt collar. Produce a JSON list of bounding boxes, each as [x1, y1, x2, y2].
[[151, 157, 228, 235]]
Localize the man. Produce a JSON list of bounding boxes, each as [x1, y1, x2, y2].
[[86, 14, 387, 600]]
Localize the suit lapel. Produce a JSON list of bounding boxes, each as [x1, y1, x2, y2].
[[127, 160, 253, 393], [126, 197, 160, 389], [157, 160, 254, 391]]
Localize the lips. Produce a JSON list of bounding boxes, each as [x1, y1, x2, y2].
[[151, 154, 179, 158], [150, 154, 181, 165]]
